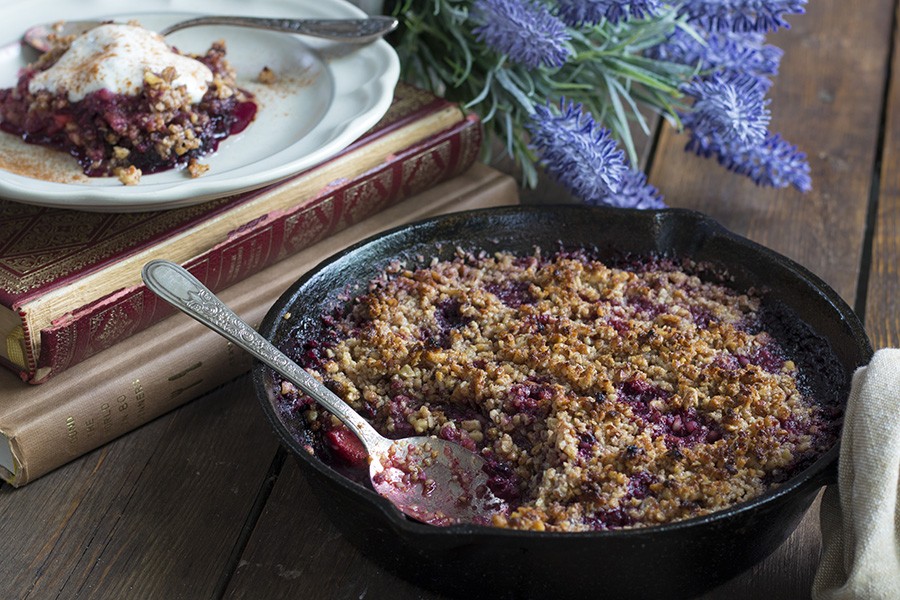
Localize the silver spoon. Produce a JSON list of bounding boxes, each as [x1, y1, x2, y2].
[[141, 259, 509, 527], [24, 15, 398, 53]]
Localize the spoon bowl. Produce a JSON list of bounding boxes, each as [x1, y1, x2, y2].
[[141, 259, 507, 527], [23, 15, 398, 53], [369, 436, 509, 527]]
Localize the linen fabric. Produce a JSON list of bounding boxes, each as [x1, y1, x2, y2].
[[813, 348, 900, 599]]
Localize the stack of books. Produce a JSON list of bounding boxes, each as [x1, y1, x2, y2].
[[0, 83, 520, 487]]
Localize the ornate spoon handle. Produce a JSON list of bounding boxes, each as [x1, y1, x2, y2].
[[160, 15, 398, 43], [140, 259, 385, 450]]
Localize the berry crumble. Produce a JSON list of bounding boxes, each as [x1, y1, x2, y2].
[[277, 249, 843, 531], [0, 22, 257, 184]]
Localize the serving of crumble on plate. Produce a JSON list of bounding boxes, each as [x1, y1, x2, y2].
[[0, 0, 398, 211], [0, 23, 258, 186]]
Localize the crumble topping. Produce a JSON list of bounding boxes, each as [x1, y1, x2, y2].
[[114, 164, 141, 185], [278, 249, 842, 531], [0, 22, 257, 180], [258, 66, 278, 84], [187, 157, 210, 178]]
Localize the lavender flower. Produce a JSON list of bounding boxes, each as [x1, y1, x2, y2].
[[681, 73, 771, 149], [699, 32, 782, 80], [527, 101, 629, 204], [679, 70, 809, 191], [603, 169, 667, 209], [676, 0, 807, 33], [556, 0, 662, 27], [647, 29, 782, 90], [717, 133, 812, 191], [472, 0, 571, 69]]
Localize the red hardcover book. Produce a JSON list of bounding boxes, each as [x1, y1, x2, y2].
[[0, 83, 480, 383]]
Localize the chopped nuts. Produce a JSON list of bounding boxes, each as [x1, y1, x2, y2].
[[114, 165, 142, 185], [143, 70, 164, 87], [258, 66, 277, 84], [187, 158, 210, 178]]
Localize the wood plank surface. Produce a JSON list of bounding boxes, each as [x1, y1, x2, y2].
[[0, 423, 172, 598], [0, 373, 280, 599], [0, 0, 896, 598], [868, 1, 900, 349], [223, 458, 432, 600], [54, 373, 280, 599]]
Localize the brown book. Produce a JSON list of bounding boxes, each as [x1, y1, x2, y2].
[[0, 163, 519, 487], [0, 83, 477, 383]]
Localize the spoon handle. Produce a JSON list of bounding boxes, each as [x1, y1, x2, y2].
[[159, 15, 398, 43], [141, 259, 385, 450]]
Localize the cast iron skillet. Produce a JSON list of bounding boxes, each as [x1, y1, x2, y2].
[[252, 205, 871, 600]]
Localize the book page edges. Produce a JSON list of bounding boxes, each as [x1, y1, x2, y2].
[[1, 309, 26, 369], [10, 104, 466, 368], [0, 429, 16, 481], [0, 164, 519, 486]]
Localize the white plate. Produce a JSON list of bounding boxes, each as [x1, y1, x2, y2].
[[0, 0, 399, 211]]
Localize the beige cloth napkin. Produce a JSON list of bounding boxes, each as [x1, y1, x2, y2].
[[813, 348, 900, 600]]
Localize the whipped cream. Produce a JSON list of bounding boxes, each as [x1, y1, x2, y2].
[[29, 23, 213, 103]]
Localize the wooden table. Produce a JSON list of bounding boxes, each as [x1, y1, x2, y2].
[[2, 0, 897, 597]]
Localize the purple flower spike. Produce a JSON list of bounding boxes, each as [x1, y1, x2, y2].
[[527, 100, 629, 204], [648, 29, 782, 91], [472, 0, 572, 69], [682, 73, 771, 148], [717, 133, 812, 191], [676, 0, 807, 33], [556, 0, 662, 27], [702, 32, 783, 81], [602, 169, 667, 209]]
